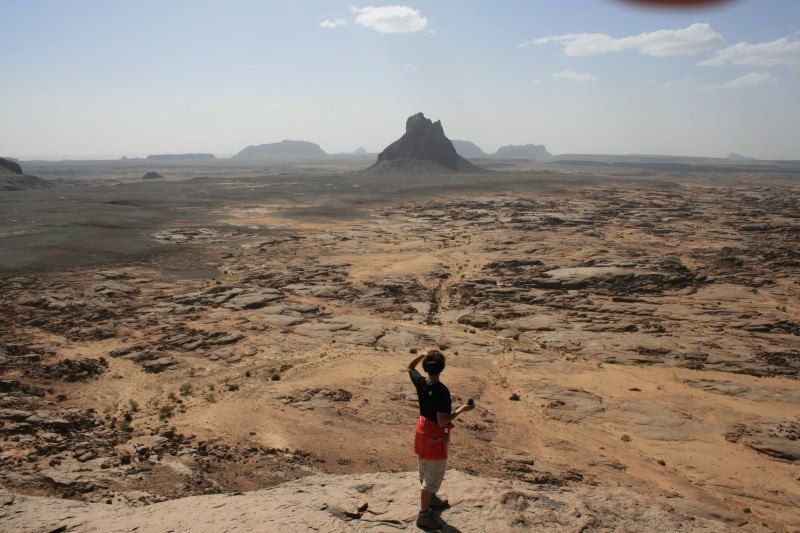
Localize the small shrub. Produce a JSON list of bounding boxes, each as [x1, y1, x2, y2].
[[159, 405, 174, 421]]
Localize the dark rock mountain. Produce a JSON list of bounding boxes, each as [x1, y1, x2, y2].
[[0, 158, 53, 191], [452, 140, 488, 159], [493, 144, 553, 162], [366, 113, 483, 174], [233, 140, 326, 158], [0, 157, 23, 175], [142, 171, 165, 180]]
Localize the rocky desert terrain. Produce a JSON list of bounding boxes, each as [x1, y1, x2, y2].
[[1, 160, 799, 531]]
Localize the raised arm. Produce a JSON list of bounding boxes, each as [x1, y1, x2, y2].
[[408, 353, 426, 370]]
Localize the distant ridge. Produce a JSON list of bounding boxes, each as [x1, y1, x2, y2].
[[353, 147, 367, 155], [146, 153, 216, 160], [452, 140, 488, 159], [233, 140, 326, 158], [365, 113, 483, 174], [493, 144, 553, 162], [554, 153, 765, 164], [726, 153, 756, 161]]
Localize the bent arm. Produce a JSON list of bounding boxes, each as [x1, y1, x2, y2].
[[408, 353, 426, 370], [436, 405, 472, 427]]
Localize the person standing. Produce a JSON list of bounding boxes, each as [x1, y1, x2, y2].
[[408, 349, 474, 529]]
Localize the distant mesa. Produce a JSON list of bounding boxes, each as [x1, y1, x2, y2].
[[142, 171, 165, 180], [493, 144, 554, 162], [146, 153, 216, 160], [0, 157, 53, 191], [365, 113, 484, 174], [452, 140, 489, 159], [233, 140, 326, 158], [353, 147, 368, 155], [726, 153, 756, 162]]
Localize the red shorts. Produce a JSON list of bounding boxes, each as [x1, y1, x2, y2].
[[414, 416, 453, 460]]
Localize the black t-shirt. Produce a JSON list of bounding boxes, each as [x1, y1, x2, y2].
[[409, 369, 452, 423]]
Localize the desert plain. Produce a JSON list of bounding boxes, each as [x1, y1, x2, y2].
[[1, 157, 799, 531]]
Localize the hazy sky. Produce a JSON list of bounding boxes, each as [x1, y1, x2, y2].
[[2, 0, 799, 159]]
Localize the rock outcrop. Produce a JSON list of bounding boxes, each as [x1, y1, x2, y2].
[[0, 470, 732, 532], [142, 171, 165, 180], [493, 144, 553, 162], [0, 157, 23, 175], [233, 140, 326, 158], [365, 113, 483, 174], [452, 140, 489, 158], [352, 147, 367, 155], [0, 158, 53, 191]]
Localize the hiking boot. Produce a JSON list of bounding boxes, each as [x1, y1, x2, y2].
[[416, 510, 444, 530], [430, 493, 450, 510]]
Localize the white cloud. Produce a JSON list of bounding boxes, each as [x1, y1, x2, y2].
[[697, 36, 800, 68], [385, 63, 419, 71], [701, 72, 777, 90], [351, 5, 428, 34], [552, 70, 598, 82], [319, 18, 347, 29], [524, 23, 724, 57], [650, 77, 698, 89]]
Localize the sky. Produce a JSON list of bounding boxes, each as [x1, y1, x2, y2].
[[1, 0, 799, 160]]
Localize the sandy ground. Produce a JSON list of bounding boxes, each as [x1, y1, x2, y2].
[[1, 162, 799, 531]]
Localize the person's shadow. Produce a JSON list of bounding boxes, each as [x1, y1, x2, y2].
[[416, 511, 462, 532], [416, 521, 462, 532]]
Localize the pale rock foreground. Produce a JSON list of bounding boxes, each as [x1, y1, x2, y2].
[[0, 470, 747, 532]]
